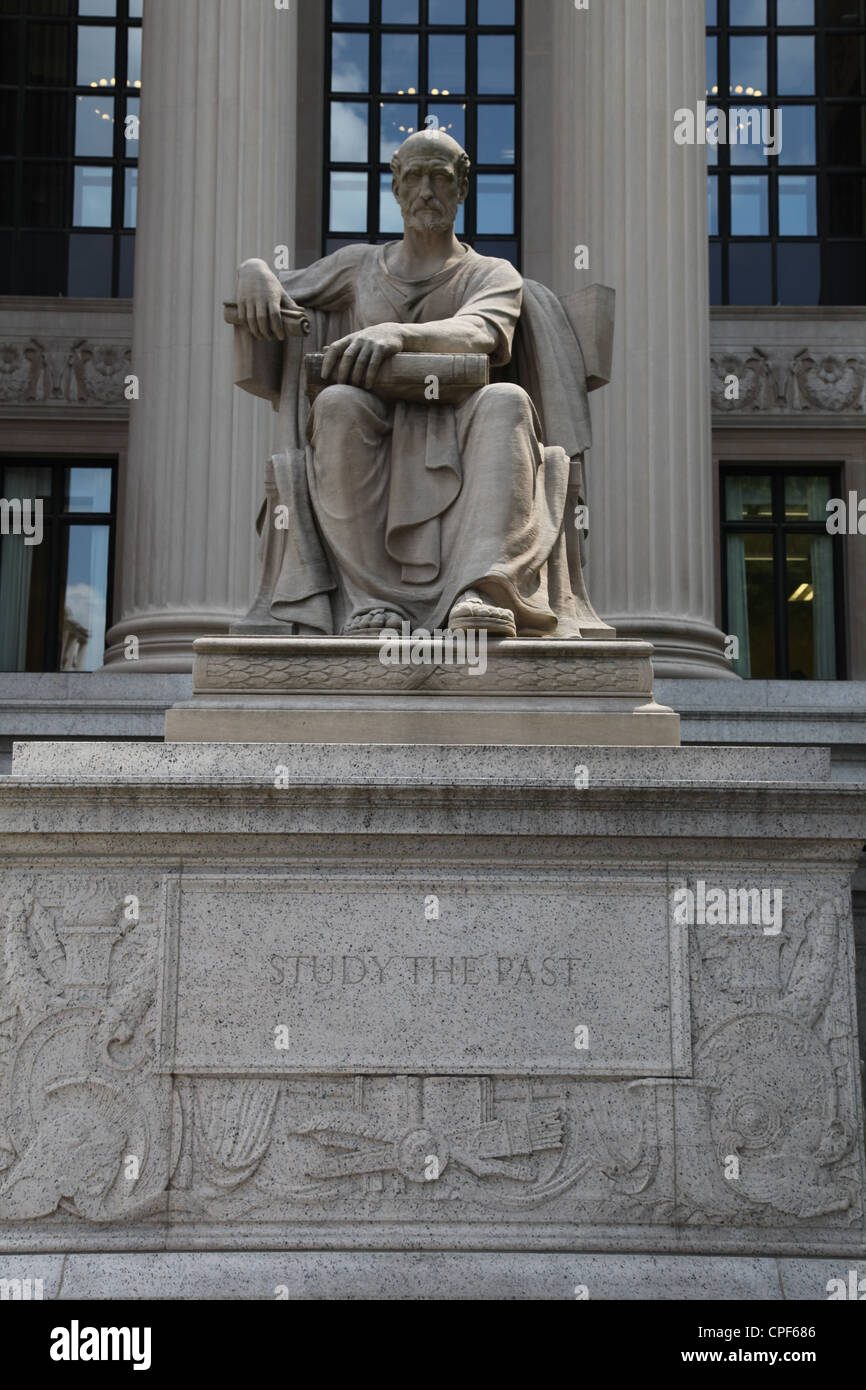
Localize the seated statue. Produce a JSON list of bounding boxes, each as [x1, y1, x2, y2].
[[231, 130, 612, 640]]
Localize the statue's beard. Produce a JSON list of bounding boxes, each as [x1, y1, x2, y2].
[[401, 203, 456, 233]]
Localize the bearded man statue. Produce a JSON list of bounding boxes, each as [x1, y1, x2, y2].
[[231, 130, 611, 642]]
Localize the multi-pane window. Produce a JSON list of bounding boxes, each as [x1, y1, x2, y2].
[[0, 0, 142, 298], [721, 466, 845, 677], [0, 458, 115, 671], [707, 0, 866, 304], [326, 0, 521, 266]]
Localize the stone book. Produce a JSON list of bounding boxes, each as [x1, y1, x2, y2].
[[303, 351, 490, 403]]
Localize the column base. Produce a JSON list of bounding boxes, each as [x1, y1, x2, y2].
[[602, 616, 740, 680], [103, 611, 243, 674]]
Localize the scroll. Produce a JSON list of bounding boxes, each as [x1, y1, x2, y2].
[[304, 351, 490, 404], [223, 299, 311, 336]]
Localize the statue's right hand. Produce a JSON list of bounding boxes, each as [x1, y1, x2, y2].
[[236, 258, 287, 341]]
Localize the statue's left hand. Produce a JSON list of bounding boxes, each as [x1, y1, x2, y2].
[[322, 324, 405, 391]]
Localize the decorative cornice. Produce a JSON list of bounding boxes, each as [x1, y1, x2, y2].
[[0, 295, 133, 314], [711, 305, 866, 323]]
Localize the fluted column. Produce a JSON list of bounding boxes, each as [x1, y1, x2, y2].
[[539, 0, 732, 677], [104, 0, 297, 670]]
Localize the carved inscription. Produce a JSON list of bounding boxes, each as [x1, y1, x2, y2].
[[267, 954, 583, 987], [162, 876, 690, 1078]]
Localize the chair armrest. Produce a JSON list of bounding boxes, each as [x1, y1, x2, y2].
[[223, 301, 311, 409], [558, 284, 615, 391]]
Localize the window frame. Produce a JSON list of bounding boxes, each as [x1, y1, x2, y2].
[[0, 454, 117, 672], [719, 460, 847, 678], [0, 0, 141, 298], [324, 0, 522, 266], [708, 0, 866, 305]]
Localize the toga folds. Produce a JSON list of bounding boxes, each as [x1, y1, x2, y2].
[[265, 241, 594, 637]]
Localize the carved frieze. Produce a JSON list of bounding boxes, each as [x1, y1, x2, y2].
[[3, 335, 863, 418], [711, 347, 866, 416], [0, 874, 861, 1240], [0, 338, 131, 408]]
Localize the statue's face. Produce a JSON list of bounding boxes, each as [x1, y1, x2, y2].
[[393, 152, 467, 233]]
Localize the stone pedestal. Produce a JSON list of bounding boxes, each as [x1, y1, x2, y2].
[[164, 636, 680, 745], [0, 742, 863, 1298]]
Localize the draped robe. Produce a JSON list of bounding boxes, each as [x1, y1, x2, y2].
[[265, 241, 593, 638]]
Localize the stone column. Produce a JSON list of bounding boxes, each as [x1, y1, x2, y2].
[[533, 0, 733, 677], [104, 0, 297, 670]]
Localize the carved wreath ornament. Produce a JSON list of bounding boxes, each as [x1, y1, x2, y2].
[[711, 348, 866, 414], [0, 881, 171, 1222]]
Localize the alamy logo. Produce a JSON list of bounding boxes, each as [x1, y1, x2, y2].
[[50, 1321, 152, 1371], [0, 1277, 43, 1300], [672, 881, 783, 936], [826, 1271, 866, 1299], [826, 492, 866, 535], [379, 621, 488, 675], [674, 101, 782, 158], [0, 498, 43, 547]]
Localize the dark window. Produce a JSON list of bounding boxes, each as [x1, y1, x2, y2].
[[0, 458, 116, 671], [721, 465, 845, 677], [0, 0, 141, 298], [707, 0, 866, 304], [325, 0, 521, 267]]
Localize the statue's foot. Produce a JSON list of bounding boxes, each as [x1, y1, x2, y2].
[[342, 607, 408, 637], [448, 588, 517, 637]]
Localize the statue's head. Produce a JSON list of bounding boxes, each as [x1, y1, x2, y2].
[[390, 131, 471, 234]]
